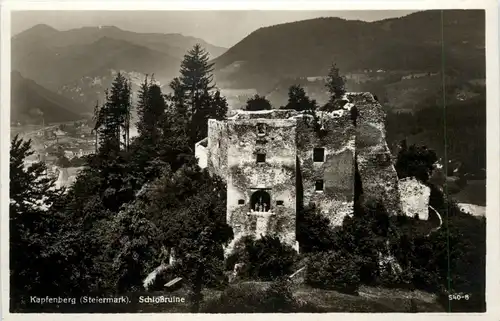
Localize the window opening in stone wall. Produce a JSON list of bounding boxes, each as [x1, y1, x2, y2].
[[251, 190, 271, 212], [238, 199, 245, 205], [315, 180, 324, 192], [257, 123, 266, 136], [256, 153, 266, 163], [313, 148, 325, 162], [277, 200, 284, 206]]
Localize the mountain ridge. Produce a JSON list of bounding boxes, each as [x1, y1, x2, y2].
[[12, 24, 228, 110], [212, 10, 485, 92], [11, 71, 87, 124], [13, 35, 180, 90], [13, 24, 227, 59]]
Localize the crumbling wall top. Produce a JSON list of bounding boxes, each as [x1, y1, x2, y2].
[[347, 92, 386, 126], [224, 92, 374, 122], [227, 109, 299, 120]]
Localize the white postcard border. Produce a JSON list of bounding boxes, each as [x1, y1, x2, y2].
[[1, 1, 498, 320]]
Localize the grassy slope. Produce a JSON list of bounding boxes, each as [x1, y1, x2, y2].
[[50, 282, 443, 313], [30, 280, 444, 313], [295, 285, 443, 312]]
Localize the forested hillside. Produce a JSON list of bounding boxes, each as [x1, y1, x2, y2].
[[213, 10, 484, 92], [11, 71, 87, 123]]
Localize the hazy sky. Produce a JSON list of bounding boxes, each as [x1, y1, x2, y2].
[[12, 10, 416, 47]]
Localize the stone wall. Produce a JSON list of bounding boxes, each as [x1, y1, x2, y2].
[[195, 138, 208, 169], [206, 92, 403, 250], [207, 119, 229, 180], [228, 109, 297, 120], [226, 118, 297, 247], [294, 109, 356, 227], [350, 92, 403, 216], [398, 177, 430, 220]]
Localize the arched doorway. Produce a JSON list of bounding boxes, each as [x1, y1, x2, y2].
[[251, 190, 271, 212]]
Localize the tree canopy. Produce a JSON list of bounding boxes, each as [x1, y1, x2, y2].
[[284, 85, 318, 113], [325, 63, 346, 104], [245, 94, 272, 111]]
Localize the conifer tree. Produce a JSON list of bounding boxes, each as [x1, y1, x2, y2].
[[176, 44, 215, 126], [180, 44, 215, 99], [325, 63, 346, 106], [190, 89, 228, 143], [96, 72, 132, 156], [92, 100, 101, 153], [10, 135, 68, 310], [87, 73, 137, 212], [123, 79, 133, 151], [169, 77, 188, 116], [172, 44, 228, 144], [211, 90, 229, 120], [137, 75, 166, 142], [131, 75, 173, 183]]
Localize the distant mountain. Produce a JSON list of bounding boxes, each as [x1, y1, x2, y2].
[[13, 24, 226, 61], [213, 10, 485, 92], [12, 25, 227, 108], [11, 71, 86, 124], [13, 36, 178, 90]]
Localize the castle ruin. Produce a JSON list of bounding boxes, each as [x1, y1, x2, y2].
[[196, 93, 407, 250]]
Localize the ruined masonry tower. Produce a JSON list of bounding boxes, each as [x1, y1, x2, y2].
[[195, 93, 402, 250]]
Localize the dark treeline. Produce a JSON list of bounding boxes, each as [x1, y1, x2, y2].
[[10, 46, 485, 313], [10, 44, 230, 312], [386, 94, 486, 177], [246, 63, 347, 113]]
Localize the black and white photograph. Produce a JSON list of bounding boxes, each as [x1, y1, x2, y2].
[[2, 1, 498, 316]]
